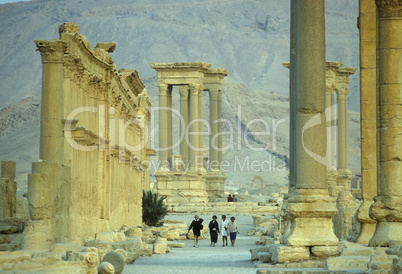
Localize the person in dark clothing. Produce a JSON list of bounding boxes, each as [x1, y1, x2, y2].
[[227, 194, 233, 202], [208, 215, 220, 247], [188, 215, 203, 247]]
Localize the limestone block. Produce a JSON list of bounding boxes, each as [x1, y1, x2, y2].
[[142, 231, 154, 238], [167, 242, 185, 248], [102, 250, 125, 274], [337, 240, 366, 254], [126, 251, 137, 264], [311, 246, 339, 258], [278, 185, 289, 196], [250, 246, 270, 261], [22, 219, 53, 251], [84, 240, 113, 253], [0, 217, 24, 234], [15, 198, 29, 223], [111, 239, 141, 253], [326, 256, 370, 271], [125, 227, 143, 237], [236, 206, 253, 213], [341, 247, 374, 257], [96, 232, 126, 243], [253, 206, 280, 213], [98, 262, 115, 274], [51, 242, 81, 258], [30, 252, 62, 264], [253, 216, 263, 225], [258, 252, 272, 263], [153, 237, 167, 254], [269, 244, 310, 263], [0, 250, 34, 265], [138, 246, 153, 256], [0, 235, 10, 244], [368, 255, 397, 271], [159, 230, 180, 241]]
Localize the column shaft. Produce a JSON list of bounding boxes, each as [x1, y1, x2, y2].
[[167, 86, 173, 164], [189, 85, 199, 170], [217, 91, 223, 166], [355, 0, 378, 244], [337, 92, 347, 170], [198, 88, 204, 166], [179, 85, 190, 163], [209, 88, 219, 170], [369, 0, 402, 246], [158, 83, 169, 169]]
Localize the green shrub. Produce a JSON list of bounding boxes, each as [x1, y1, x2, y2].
[[142, 190, 168, 226]]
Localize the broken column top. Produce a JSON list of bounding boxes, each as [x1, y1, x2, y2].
[[59, 22, 79, 37], [149, 62, 211, 71]]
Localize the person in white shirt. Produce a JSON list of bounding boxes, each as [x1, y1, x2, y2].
[[228, 216, 240, 247], [220, 215, 229, 246]]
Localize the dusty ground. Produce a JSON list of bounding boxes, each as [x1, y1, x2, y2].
[[124, 214, 259, 274]]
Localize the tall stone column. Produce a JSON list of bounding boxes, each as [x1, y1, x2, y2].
[[369, 0, 402, 247], [167, 86, 173, 165], [217, 90, 223, 166], [198, 87, 204, 169], [189, 84, 200, 170], [284, 0, 338, 249], [35, 40, 67, 164], [325, 62, 343, 193], [336, 67, 356, 191], [355, 0, 378, 244], [209, 88, 219, 170], [158, 83, 169, 170], [179, 85, 190, 164]]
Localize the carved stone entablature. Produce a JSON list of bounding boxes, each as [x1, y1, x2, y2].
[[95, 42, 116, 53], [59, 22, 80, 39], [35, 40, 67, 62], [376, 0, 402, 18], [336, 67, 356, 96], [120, 69, 146, 97]]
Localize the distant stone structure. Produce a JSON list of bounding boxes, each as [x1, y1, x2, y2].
[[0, 161, 16, 218], [150, 62, 228, 203], [22, 23, 153, 249]]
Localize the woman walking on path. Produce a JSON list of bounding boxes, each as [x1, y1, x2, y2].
[[188, 215, 203, 247], [208, 215, 220, 247], [228, 216, 239, 247], [220, 215, 229, 246]]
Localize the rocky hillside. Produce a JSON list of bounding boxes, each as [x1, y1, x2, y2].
[[0, 0, 361, 195]]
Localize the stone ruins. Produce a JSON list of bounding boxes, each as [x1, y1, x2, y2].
[[150, 62, 227, 204], [1, 0, 402, 272]]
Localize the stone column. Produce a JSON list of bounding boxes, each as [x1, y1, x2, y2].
[[284, 0, 338, 249], [217, 90, 223, 166], [355, 0, 378, 244], [369, 0, 402, 247], [198, 87, 204, 169], [167, 86, 173, 165], [35, 40, 67, 164], [325, 62, 343, 193], [336, 67, 356, 191], [158, 83, 169, 170], [209, 88, 219, 170], [189, 84, 200, 170], [179, 85, 190, 164]]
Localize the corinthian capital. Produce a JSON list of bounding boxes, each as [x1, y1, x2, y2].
[[376, 0, 402, 17], [35, 40, 67, 62], [157, 83, 169, 96], [189, 83, 201, 95]]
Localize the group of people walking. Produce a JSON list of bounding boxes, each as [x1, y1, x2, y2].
[[188, 215, 239, 247]]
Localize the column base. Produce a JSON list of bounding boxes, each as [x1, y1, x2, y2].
[[283, 189, 338, 247], [326, 166, 338, 189], [205, 170, 226, 202], [355, 199, 377, 244], [369, 222, 402, 247], [155, 170, 208, 204], [337, 168, 352, 190]]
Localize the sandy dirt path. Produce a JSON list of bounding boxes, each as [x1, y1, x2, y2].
[[124, 214, 259, 274]]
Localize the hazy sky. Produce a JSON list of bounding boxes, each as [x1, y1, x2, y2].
[[0, 0, 30, 4]]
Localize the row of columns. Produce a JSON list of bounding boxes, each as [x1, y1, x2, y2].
[[153, 63, 227, 172], [282, 0, 402, 253]]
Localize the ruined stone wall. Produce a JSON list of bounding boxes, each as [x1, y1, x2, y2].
[[24, 23, 151, 248]]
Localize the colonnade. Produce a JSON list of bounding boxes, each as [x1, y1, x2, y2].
[[150, 62, 228, 202]]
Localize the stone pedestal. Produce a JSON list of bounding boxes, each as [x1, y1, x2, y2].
[[284, 189, 338, 247], [155, 170, 208, 203], [205, 171, 226, 202], [0, 161, 17, 218]]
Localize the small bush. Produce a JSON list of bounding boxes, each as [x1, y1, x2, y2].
[[142, 190, 168, 226]]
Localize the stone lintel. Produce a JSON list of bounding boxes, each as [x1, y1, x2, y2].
[[204, 68, 229, 87], [150, 62, 211, 86]]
